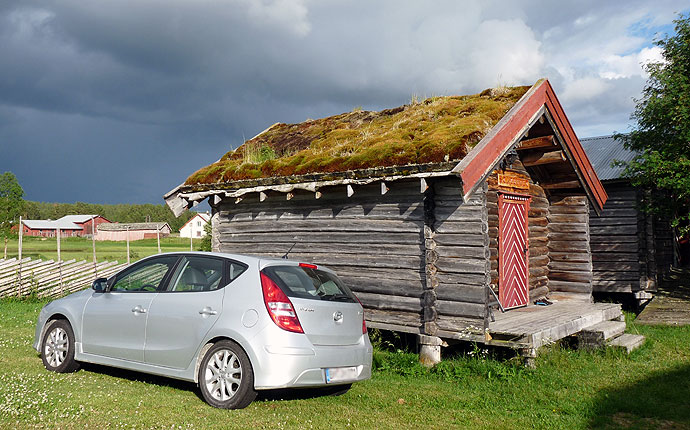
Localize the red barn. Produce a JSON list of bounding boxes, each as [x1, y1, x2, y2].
[[21, 215, 111, 237]]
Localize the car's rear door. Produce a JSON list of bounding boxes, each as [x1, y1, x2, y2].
[[144, 255, 246, 369]]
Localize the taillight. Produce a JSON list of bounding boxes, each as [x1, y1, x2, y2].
[[260, 272, 304, 333], [354, 294, 367, 334], [299, 263, 317, 269]]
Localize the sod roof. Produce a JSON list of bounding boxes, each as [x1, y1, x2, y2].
[[185, 85, 532, 186]]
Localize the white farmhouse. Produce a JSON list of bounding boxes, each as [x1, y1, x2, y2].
[[179, 212, 210, 238]]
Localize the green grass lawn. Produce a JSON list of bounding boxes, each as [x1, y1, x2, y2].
[[1, 300, 689, 429], [3, 236, 198, 263]]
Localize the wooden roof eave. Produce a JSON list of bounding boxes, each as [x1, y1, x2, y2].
[[451, 79, 607, 213], [164, 163, 459, 217]]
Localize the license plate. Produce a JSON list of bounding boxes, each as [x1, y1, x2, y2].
[[325, 366, 358, 383]]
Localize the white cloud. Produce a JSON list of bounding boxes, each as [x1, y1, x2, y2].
[[599, 46, 664, 79], [561, 77, 610, 103], [469, 19, 544, 87]]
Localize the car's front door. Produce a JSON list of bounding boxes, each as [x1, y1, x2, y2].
[[81, 255, 179, 362], [144, 255, 243, 369]]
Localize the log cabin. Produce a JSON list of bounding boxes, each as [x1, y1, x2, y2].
[[166, 79, 627, 363], [581, 135, 674, 305]]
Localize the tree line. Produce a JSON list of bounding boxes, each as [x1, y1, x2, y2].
[[22, 200, 195, 233]]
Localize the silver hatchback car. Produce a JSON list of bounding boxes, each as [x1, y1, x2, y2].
[[34, 252, 373, 409]]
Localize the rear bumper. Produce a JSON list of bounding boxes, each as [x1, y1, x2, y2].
[[252, 335, 373, 390]]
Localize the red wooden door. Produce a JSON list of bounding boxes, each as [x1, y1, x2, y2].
[[498, 193, 531, 309]]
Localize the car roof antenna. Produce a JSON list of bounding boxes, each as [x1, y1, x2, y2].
[[282, 242, 297, 259]]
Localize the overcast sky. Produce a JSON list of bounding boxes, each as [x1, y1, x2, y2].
[[1, 0, 688, 205]]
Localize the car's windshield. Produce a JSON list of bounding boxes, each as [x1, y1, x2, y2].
[[261, 265, 356, 303]]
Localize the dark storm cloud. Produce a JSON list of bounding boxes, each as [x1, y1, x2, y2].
[[1, 0, 688, 205]]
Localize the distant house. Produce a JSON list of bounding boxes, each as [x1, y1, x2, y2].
[[581, 135, 673, 303], [21, 215, 111, 237], [95, 222, 172, 241], [179, 212, 210, 238]]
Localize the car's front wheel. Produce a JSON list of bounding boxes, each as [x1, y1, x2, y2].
[[41, 319, 80, 373], [198, 340, 257, 409]]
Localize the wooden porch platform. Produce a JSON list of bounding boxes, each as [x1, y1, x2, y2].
[[487, 295, 623, 349], [636, 270, 690, 326]]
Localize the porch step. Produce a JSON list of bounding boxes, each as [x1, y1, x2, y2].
[[578, 320, 626, 349], [608, 334, 645, 354]]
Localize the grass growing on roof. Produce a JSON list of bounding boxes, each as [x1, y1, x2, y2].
[[186, 85, 531, 185]]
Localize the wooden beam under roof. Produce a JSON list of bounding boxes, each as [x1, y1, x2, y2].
[[541, 180, 581, 190], [522, 150, 566, 167], [517, 135, 556, 150]]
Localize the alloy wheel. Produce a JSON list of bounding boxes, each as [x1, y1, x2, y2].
[[204, 349, 242, 401]]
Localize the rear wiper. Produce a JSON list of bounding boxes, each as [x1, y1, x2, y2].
[[323, 294, 352, 302]]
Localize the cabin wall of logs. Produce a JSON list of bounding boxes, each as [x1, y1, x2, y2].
[[547, 196, 592, 295], [428, 177, 488, 340], [212, 176, 489, 339]]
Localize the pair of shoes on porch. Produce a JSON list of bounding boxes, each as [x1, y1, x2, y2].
[[534, 298, 553, 306]]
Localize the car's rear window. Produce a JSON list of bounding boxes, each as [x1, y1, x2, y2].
[[262, 265, 356, 303]]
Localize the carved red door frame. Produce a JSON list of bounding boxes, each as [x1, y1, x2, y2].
[[498, 192, 531, 309]]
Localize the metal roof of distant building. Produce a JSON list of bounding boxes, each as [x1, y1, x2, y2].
[[57, 215, 101, 224], [580, 134, 637, 181], [22, 219, 81, 230], [97, 222, 170, 231]]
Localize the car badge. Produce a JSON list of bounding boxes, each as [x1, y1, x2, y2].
[[333, 311, 344, 322]]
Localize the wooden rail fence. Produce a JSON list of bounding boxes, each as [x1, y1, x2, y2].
[[0, 258, 128, 299]]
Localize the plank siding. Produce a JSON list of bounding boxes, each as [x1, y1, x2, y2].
[[587, 182, 643, 294], [215, 180, 427, 333], [548, 196, 592, 295]]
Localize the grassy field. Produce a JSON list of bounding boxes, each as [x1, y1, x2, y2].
[[3, 236, 198, 263], [1, 300, 689, 429]]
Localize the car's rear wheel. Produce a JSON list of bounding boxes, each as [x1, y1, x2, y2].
[[198, 340, 256, 409], [41, 319, 80, 373]]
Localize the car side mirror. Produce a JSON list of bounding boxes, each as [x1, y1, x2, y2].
[[92, 278, 108, 293]]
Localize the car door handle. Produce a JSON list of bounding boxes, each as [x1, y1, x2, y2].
[[199, 307, 218, 316], [131, 306, 147, 314]]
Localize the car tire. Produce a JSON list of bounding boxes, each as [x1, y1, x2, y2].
[[41, 319, 80, 373], [198, 340, 257, 409]]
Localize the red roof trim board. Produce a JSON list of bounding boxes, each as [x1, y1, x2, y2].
[[541, 80, 606, 209], [452, 79, 607, 211]]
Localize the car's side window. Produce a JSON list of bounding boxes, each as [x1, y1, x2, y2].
[[228, 261, 247, 282], [167, 256, 225, 292], [110, 256, 179, 292]]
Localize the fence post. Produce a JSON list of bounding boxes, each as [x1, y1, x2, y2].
[[92, 215, 97, 277], [126, 226, 130, 265], [18, 216, 22, 297], [57, 227, 64, 295], [157, 225, 161, 254], [190, 228, 193, 251]]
